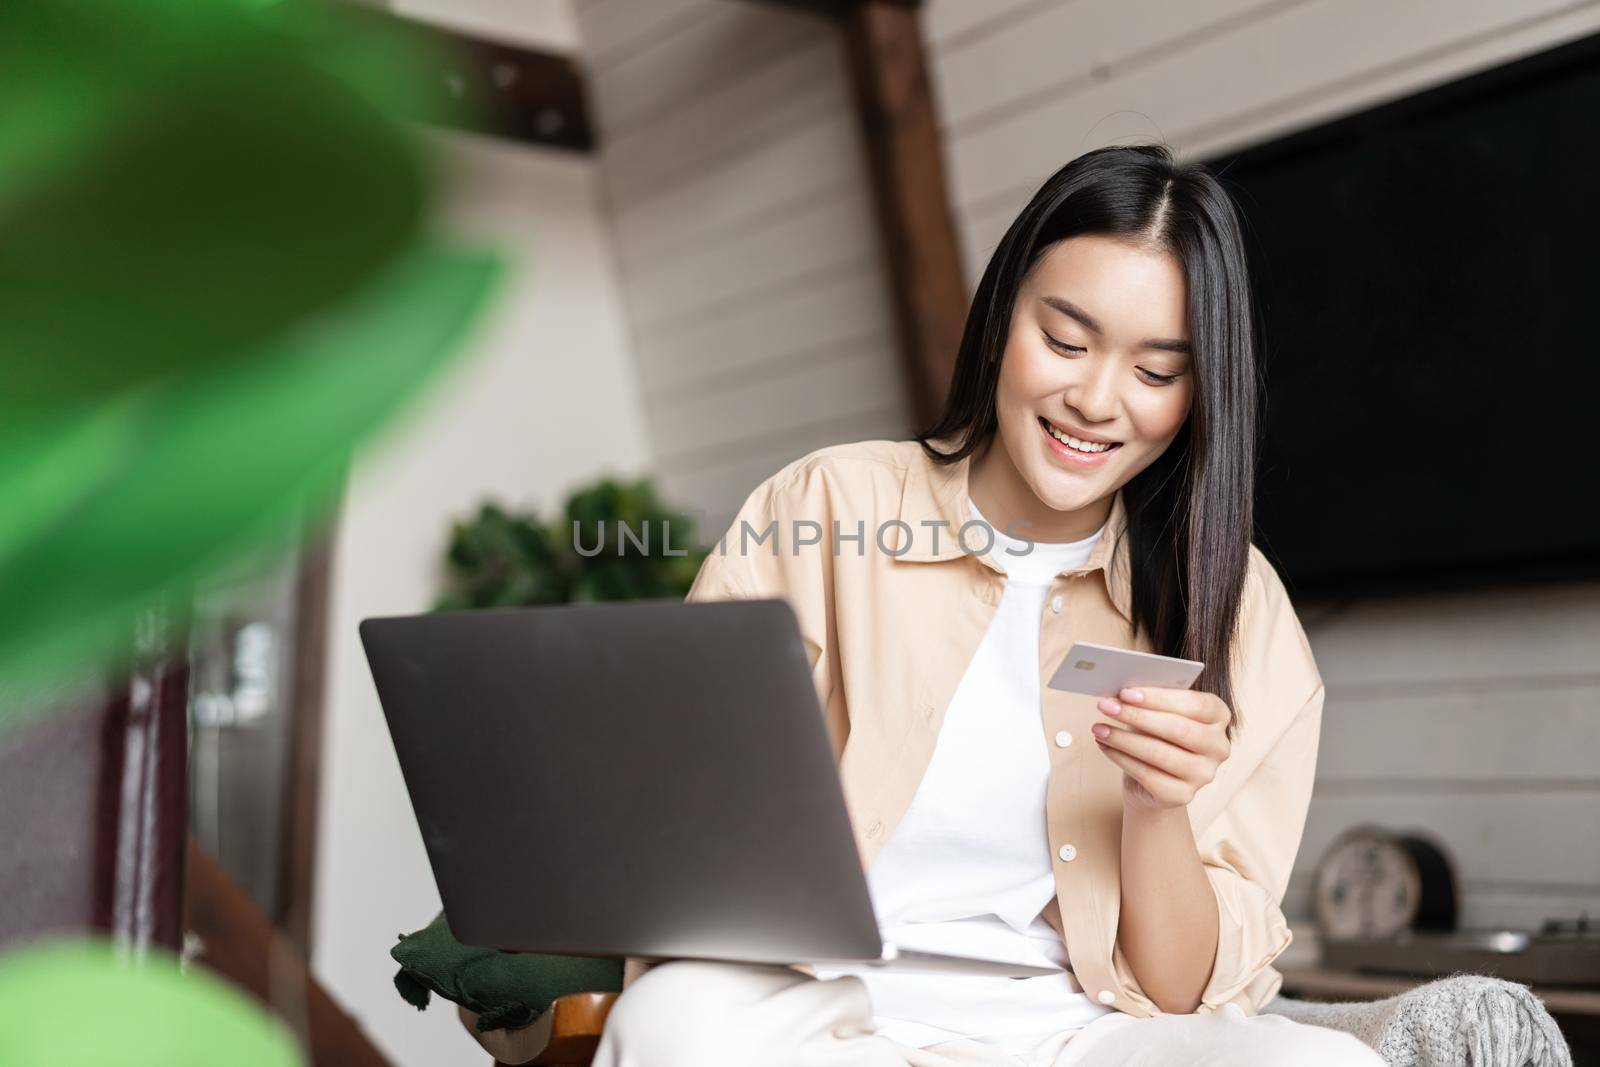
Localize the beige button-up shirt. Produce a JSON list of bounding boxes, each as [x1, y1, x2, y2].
[[643, 438, 1323, 1019]]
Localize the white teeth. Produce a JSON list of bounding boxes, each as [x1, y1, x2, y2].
[[1045, 422, 1114, 453]]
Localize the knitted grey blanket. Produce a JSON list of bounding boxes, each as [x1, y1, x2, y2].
[[1262, 973, 1572, 1067]]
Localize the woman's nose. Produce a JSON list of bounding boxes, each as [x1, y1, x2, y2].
[[1063, 360, 1119, 424]]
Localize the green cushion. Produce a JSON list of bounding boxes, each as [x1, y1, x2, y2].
[[390, 911, 624, 1032]]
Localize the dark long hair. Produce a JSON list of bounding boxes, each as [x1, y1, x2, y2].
[[920, 143, 1260, 742]]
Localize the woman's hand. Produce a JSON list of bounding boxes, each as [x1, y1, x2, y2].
[[1092, 686, 1231, 812]]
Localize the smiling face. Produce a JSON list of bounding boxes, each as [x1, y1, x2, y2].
[[969, 234, 1196, 541]]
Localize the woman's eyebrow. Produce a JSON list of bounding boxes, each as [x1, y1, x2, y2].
[[1039, 295, 1192, 355]]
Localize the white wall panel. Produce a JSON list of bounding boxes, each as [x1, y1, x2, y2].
[[575, 0, 1600, 939], [576, 0, 912, 524], [920, 0, 1600, 936]]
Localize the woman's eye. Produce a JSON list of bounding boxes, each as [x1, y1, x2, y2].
[[1044, 330, 1181, 385], [1042, 331, 1084, 354]]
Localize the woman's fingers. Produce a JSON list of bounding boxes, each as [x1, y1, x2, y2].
[[1098, 687, 1229, 760], [1116, 685, 1225, 723], [1093, 738, 1190, 807], [1093, 721, 1212, 784], [1097, 701, 1212, 755]]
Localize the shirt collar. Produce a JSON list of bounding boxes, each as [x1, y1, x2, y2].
[[895, 439, 1134, 623]]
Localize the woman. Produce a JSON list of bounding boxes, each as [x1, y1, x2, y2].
[[487, 144, 1386, 1066]]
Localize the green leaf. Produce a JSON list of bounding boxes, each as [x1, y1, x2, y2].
[[0, 245, 502, 711], [0, 0, 441, 408], [0, 939, 302, 1067]]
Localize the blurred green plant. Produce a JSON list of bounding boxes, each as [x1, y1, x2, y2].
[[0, 939, 302, 1066], [0, 0, 502, 716], [436, 478, 709, 610]]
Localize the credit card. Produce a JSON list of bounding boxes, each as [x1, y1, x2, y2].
[[1046, 641, 1205, 698]]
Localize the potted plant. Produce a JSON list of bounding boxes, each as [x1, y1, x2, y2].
[[435, 477, 708, 609]]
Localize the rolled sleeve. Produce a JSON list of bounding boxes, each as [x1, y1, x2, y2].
[[1194, 679, 1322, 1012], [1162, 546, 1325, 1016]]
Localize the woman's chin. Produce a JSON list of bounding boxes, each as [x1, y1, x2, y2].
[[1025, 471, 1098, 515]]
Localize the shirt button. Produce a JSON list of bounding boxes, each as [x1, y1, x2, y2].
[[1054, 730, 1073, 748], [1050, 595, 1065, 613], [1098, 990, 1116, 1005], [1058, 843, 1077, 862]]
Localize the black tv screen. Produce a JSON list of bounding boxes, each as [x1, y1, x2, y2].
[[1202, 33, 1600, 599]]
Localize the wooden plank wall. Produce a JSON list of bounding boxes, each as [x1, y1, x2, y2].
[[921, 0, 1600, 933], [926, 0, 1600, 288], [577, 0, 1600, 931], [572, 0, 913, 528]]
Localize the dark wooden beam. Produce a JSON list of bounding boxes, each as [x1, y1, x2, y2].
[[838, 0, 966, 430], [351, 8, 596, 152], [745, 0, 966, 430]]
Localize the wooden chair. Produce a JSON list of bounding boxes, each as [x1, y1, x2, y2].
[[461, 992, 618, 1066]]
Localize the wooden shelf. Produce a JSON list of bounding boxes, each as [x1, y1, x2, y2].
[[1277, 965, 1600, 1017]]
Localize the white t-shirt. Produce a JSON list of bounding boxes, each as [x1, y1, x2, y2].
[[811, 500, 1117, 1053]]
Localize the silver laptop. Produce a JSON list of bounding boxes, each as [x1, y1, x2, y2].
[[360, 598, 1058, 978]]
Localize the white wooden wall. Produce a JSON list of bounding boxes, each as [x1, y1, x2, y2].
[[572, 0, 913, 528], [926, 0, 1600, 288], [577, 0, 1600, 933], [920, 0, 1600, 935], [1286, 584, 1600, 930]]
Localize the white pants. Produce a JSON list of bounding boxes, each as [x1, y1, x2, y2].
[[592, 961, 1390, 1067]]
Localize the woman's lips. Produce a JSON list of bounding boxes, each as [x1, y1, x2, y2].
[[1038, 416, 1120, 467]]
